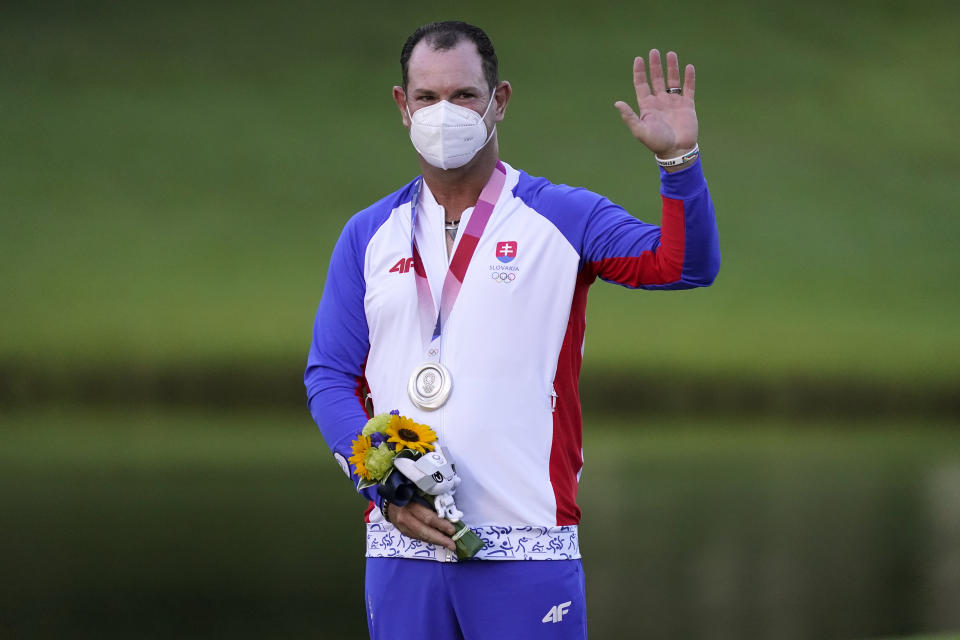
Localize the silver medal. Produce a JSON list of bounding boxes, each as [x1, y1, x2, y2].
[[408, 362, 452, 410]]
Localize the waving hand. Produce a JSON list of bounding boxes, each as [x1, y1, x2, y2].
[[614, 49, 698, 161]]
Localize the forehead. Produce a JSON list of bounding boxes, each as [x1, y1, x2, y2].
[[407, 38, 486, 93]]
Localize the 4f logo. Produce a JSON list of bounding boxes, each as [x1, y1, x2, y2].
[[389, 257, 415, 274], [542, 601, 572, 624], [496, 241, 517, 264]]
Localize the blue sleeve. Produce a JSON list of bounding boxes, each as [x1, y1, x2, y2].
[[304, 214, 381, 506], [516, 157, 720, 290]]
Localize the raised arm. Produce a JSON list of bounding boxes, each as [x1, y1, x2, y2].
[[575, 49, 718, 289]]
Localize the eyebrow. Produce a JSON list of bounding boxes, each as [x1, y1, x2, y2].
[[410, 85, 483, 97]]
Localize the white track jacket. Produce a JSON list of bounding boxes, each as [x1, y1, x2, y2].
[[305, 160, 719, 562]]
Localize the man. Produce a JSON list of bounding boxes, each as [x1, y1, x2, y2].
[[305, 21, 718, 640]]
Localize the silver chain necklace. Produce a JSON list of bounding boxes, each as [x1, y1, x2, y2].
[[444, 219, 460, 240]]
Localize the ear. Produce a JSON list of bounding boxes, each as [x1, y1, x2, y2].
[[392, 86, 411, 128], [492, 81, 512, 123]]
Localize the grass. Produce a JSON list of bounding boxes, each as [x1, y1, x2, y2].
[[1, 407, 958, 639], [1, 0, 959, 384]]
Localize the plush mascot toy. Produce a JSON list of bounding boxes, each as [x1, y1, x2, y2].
[[393, 448, 464, 522]]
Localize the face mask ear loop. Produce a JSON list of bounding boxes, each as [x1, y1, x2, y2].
[[482, 89, 497, 118], [479, 88, 498, 149]]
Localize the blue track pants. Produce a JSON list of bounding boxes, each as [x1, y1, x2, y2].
[[365, 557, 587, 639]]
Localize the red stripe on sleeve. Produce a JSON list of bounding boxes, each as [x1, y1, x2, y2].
[[355, 360, 376, 524], [353, 357, 371, 418], [592, 195, 686, 287]]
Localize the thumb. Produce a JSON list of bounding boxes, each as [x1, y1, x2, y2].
[[614, 101, 647, 140]]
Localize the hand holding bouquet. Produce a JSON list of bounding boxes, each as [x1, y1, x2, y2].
[[349, 411, 484, 560]]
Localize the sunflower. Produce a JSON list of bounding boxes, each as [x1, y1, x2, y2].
[[386, 415, 437, 454], [348, 434, 373, 480]]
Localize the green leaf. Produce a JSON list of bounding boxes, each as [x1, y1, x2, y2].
[[356, 477, 378, 490]]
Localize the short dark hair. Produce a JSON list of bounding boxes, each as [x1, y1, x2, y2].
[[400, 21, 499, 93]]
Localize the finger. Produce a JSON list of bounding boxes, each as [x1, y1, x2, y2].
[[395, 506, 456, 549], [648, 49, 666, 95], [417, 506, 456, 536], [404, 519, 456, 550], [404, 501, 455, 536], [632, 56, 650, 102], [683, 63, 696, 100], [614, 100, 649, 141], [666, 51, 681, 90]]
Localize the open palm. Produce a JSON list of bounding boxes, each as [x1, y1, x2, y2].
[[615, 49, 698, 158]]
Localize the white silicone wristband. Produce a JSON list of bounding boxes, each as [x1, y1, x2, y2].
[[655, 144, 700, 167]]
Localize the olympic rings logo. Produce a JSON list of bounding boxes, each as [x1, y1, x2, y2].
[[419, 371, 438, 394], [490, 272, 517, 283]]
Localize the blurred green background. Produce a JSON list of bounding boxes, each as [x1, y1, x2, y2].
[[2, 0, 958, 638]]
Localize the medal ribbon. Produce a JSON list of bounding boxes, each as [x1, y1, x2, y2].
[[410, 161, 507, 356]]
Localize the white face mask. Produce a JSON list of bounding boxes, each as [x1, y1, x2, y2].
[[406, 92, 497, 170]]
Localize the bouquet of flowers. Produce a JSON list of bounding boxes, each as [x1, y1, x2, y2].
[[349, 410, 484, 560]]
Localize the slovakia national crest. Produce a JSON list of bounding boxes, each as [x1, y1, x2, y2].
[[496, 241, 518, 264]]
